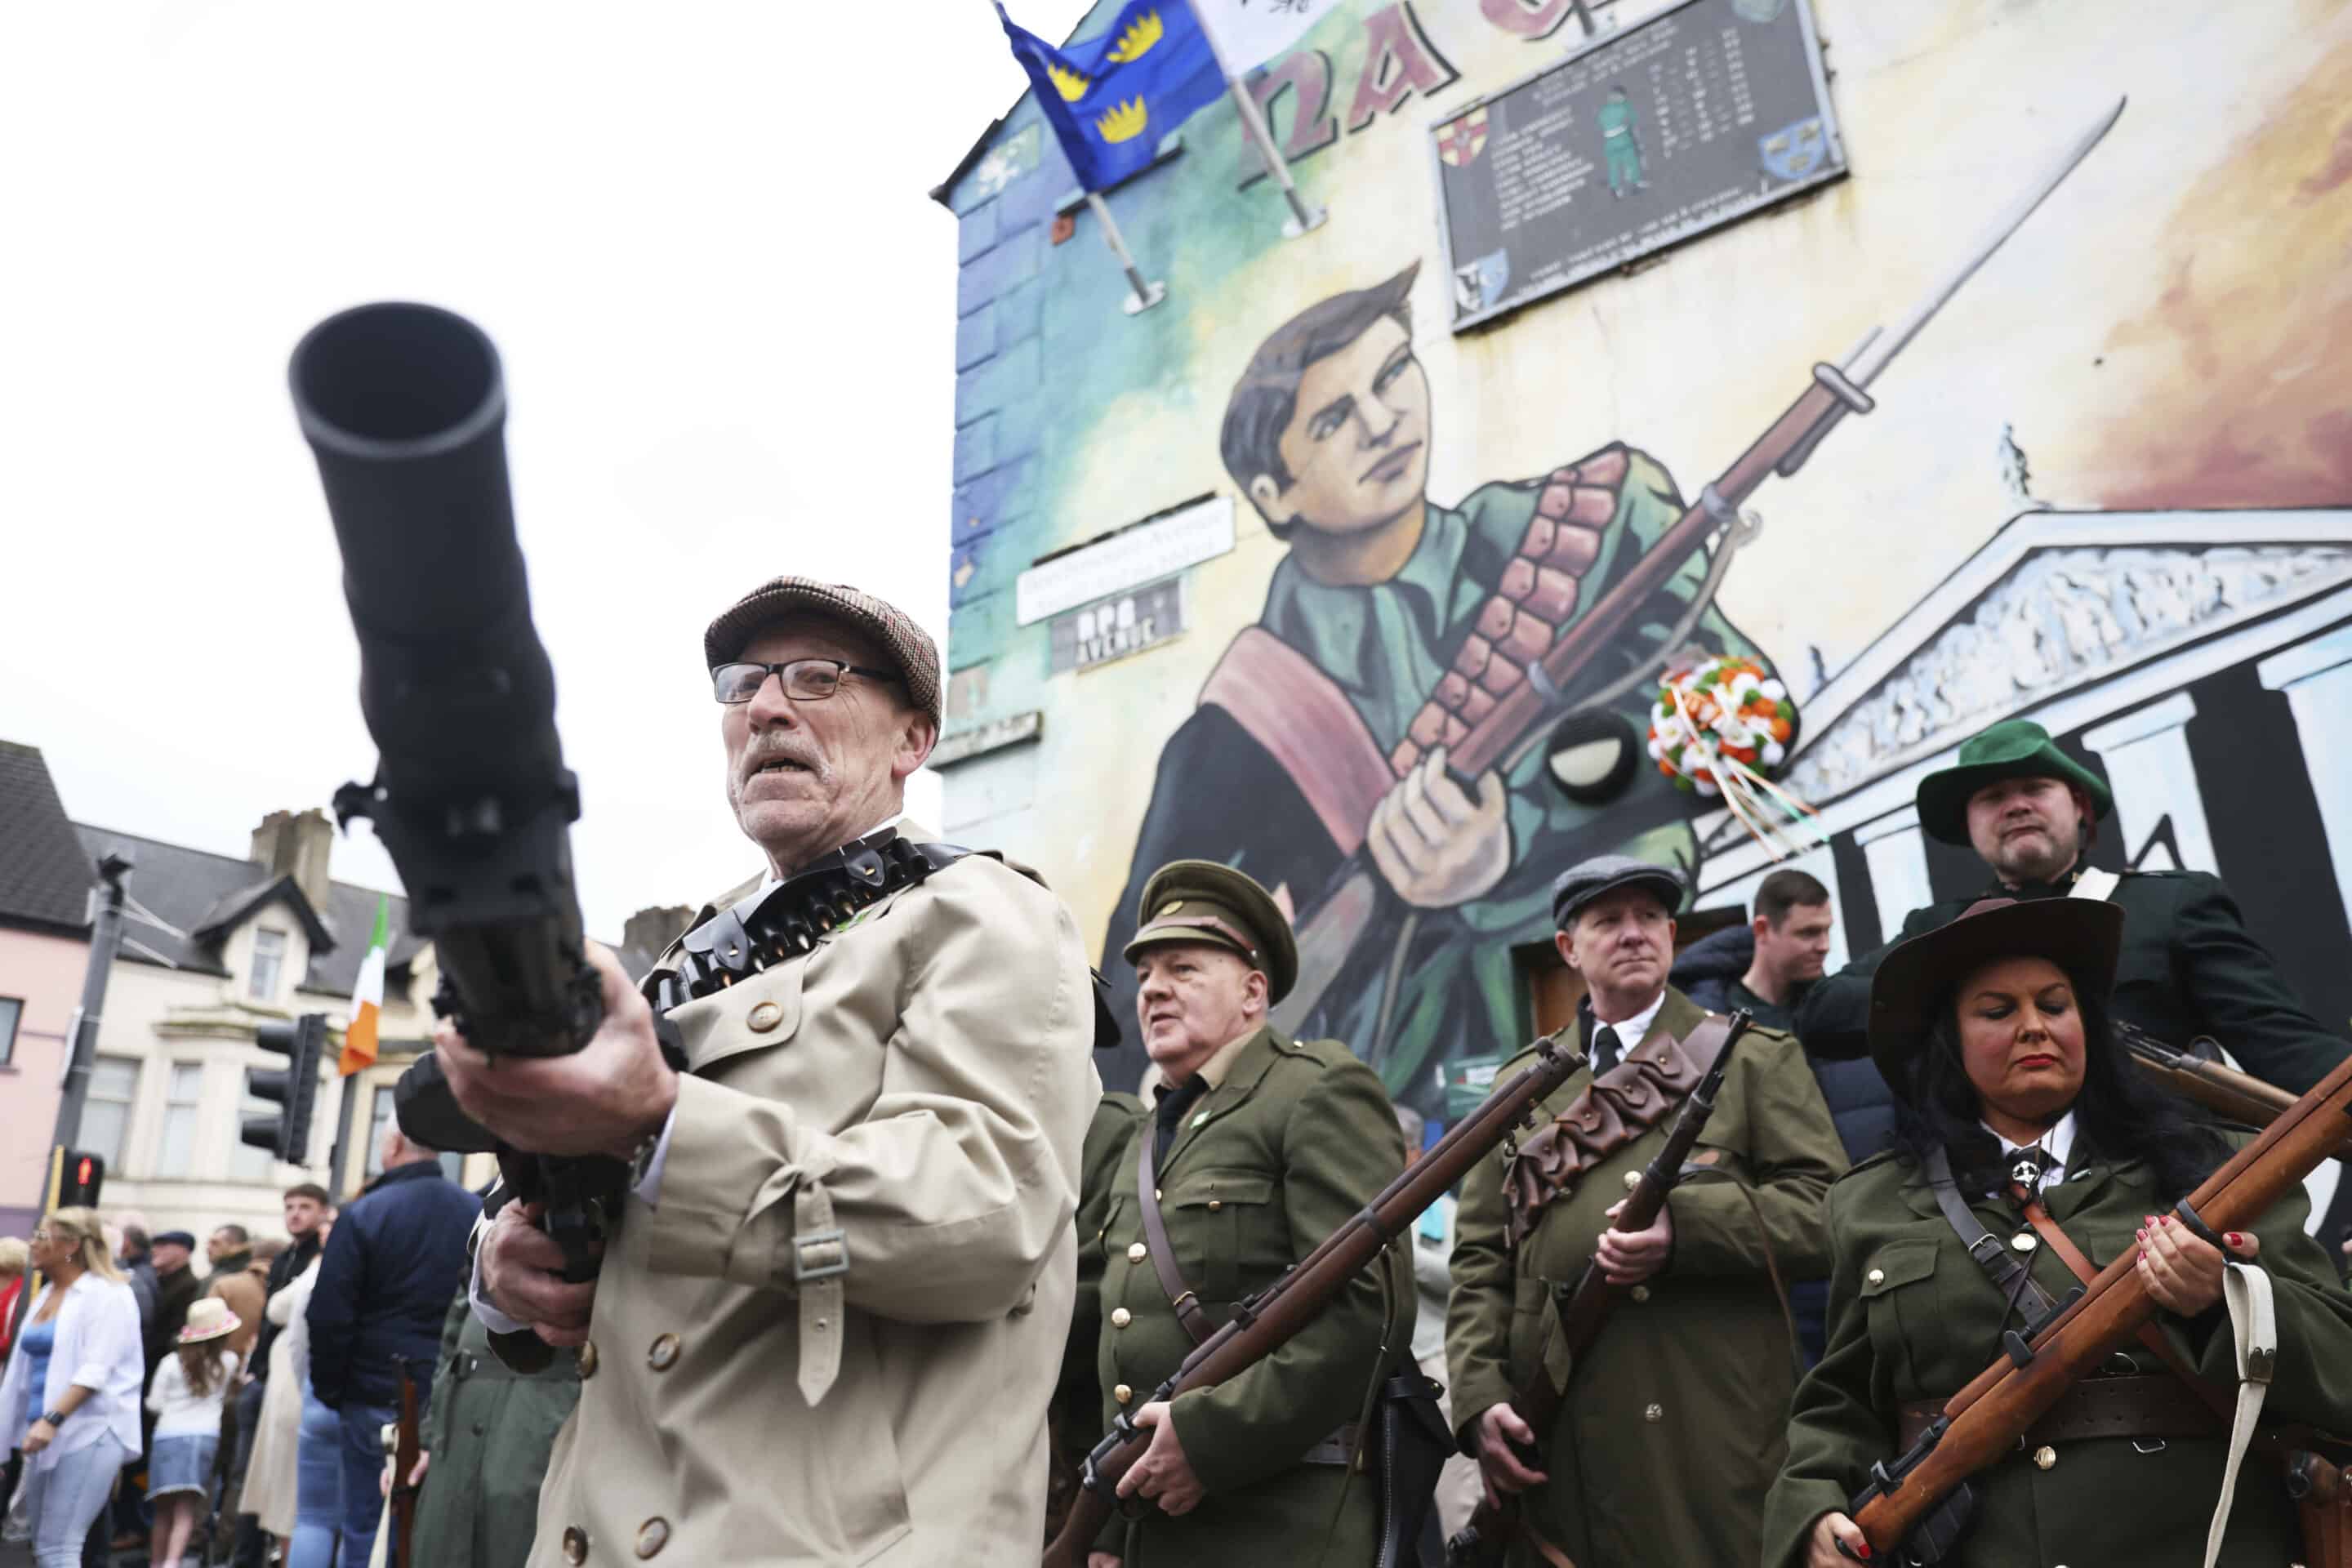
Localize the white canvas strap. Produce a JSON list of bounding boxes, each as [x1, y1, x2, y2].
[[2199, 1259, 2278, 1568], [2069, 866, 2121, 902]]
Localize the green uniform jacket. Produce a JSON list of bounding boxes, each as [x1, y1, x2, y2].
[[414, 1290, 581, 1568], [1795, 869, 2350, 1093], [1764, 1134, 2352, 1568], [1080, 1027, 1412, 1566], [1446, 988, 1846, 1568], [1105, 448, 1774, 1104], [1054, 1093, 1150, 1521]]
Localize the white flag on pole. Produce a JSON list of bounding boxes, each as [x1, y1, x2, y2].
[[1194, 0, 1337, 74]]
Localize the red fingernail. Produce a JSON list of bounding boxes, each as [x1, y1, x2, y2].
[[2136, 1228, 2147, 1241], [2225, 1232, 2243, 1248], [1856, 1544, 1873, 1561]]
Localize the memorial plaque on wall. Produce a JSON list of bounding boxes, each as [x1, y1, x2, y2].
[[1049, 577, 1187, 675], [1431, 0, 1845, 331]]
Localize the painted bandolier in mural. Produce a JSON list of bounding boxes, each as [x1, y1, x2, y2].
[[1103, 263, 1770, 1107]]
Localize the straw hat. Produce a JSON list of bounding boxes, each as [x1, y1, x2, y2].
[[177, 1297, 241, 1346]]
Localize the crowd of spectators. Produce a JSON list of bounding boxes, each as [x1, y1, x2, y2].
[[0, 1127, 480, 1567]]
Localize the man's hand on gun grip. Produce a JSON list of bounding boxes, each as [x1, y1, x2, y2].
[[482, 1200, 599, 1348]]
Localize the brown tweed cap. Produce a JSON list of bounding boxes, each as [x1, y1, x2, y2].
[[704, 577, 942, 728]]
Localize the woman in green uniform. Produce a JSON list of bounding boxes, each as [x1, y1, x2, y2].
[[1765, 896, 2352, 1568]]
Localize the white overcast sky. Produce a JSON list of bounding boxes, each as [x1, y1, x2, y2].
[[1, 1, 1093, 942]]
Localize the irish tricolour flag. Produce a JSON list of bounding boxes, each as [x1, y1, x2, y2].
[[342, 894, 390, 1076]]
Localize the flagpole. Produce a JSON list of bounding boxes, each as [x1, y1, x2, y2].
[[1192, 6, 1325, 238], [1085, 191, 1166, 314]]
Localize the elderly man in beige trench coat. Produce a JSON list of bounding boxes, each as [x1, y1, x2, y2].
[[439, 577, 1101, 1567]]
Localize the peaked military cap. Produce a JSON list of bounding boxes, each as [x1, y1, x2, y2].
[[1550, 853, 1684, 929], [1914, 719, 2113, 848], [1122, 859, 1299, 1005], [1866, 895, 2124, 1087]]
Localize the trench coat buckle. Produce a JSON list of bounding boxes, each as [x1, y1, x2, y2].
[[793, 1228, 850, 1282]]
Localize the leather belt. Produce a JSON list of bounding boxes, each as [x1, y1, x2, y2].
[[1135, 1126, 1218, 1347], [1899, 1374, 2222, 1451], [1299, 1422, 1361, 1467]]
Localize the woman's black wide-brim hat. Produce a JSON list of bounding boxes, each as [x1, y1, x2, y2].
[[1867, 896, 2125, 1087]]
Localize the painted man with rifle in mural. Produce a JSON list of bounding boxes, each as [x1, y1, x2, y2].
[[1765, 895, 2352, 1568], [1446, 855, 1847, 1568], [1103, 261, 1777, 1106]]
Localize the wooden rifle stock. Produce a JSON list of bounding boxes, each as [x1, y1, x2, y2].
[[1041, 1036, 1588, 1568], [391, 1361, 425, 1568], [1846, 1048, 2352, 1559], [1447, 1013, 1755, 1566]]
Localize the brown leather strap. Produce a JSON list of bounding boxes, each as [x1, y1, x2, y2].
[[2022, 1200, 2236, 1426], [1898, 1374, 2221, 1450], [1136, 1128, 1217, 1347]]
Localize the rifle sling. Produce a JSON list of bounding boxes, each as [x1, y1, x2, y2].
[[1136, 1129, 1219, 1348], [2020, 1199, 2238, 1427], [1923, 1146, 2065, 1325]]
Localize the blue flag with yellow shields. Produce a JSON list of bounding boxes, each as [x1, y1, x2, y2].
[[998, 0, 1226, 193]]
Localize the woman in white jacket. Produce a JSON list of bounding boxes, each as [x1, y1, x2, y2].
[[0, 1207, 145, 1568], [240, 1227, 327, 1548]]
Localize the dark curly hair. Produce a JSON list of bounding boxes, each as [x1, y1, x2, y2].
[[1891, 975, 2227, 1202]]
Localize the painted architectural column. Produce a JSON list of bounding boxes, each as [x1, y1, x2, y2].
[[2082, 691, 2218, 874], [1855, 806, 1935, 950], [2257, 624, 2352, 933]]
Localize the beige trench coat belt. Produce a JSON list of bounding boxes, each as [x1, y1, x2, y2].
[[794, 1179, 849, 1405]]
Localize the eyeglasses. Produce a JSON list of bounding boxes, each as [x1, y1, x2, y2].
[[29, 1231, 52, 1244], [711, 659, 900, 706]]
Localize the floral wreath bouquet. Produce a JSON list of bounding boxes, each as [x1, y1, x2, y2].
[[1646, 655, 1823, 856]]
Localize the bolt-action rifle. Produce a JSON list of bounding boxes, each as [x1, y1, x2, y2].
[[2119, 1022, 2352, 1165], [1040, 1033, 1589, 1568], [1445, 1011, 1755, 1568], [1838, 1048, 2352, 1561]]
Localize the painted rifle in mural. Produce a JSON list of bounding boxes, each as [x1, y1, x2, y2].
[[1156, 100, 2136, 1104]]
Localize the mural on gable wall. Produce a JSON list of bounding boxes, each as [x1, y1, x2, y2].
[[941, 0, 2352, 1147]]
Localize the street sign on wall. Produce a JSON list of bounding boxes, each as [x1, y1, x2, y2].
[[1431, 0, 1846, 331], [1049, 577, 1187, 674]]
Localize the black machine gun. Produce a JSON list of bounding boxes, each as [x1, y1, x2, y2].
[[288, 301, 628, 1301]]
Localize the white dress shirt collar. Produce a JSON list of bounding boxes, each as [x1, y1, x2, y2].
[[1589, 988, 1669, 1054]]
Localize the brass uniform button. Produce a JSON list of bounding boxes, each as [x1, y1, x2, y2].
[[2034, 1445, 2057, 1471], [1624, 1170, 1642, 1192], [648, 1333, 681, 1371], [1111, 1308, 1132, 1329], [1629, 1285, 1650, 1303], [1114, 1383, 1134, 1405], [2012, 1232, 2038, 1253], [1208, 1200, 1223, 1213], [1155, 1188, 1162, 1200], [635, 1518, 670, 1559], [1643, 1403, 1663, 1423], [561, 1526, 588, 1564], [747, 1000, 784, 1032], [1866, 1268, 1886, 1286], [577, 1341, 598, 1379], [1127, 1242, 1148, 1263]]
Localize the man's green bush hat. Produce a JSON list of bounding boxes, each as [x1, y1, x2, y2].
[[1121, 860, 1298, 1005], [1914, 719, 2113, 847]]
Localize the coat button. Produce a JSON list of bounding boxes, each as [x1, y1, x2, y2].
[[1629, 1285, 1650, 1303], [748, 1000, 784, 1032], [2012, 1232, 2038, 1253], [1111, 1308, 1132, 1328], [561, 1526, 588, 1564], [1643, 1403, 1663, 1423], [1208, 1200, 1223, 1213], [1624, 1170, 1642, 1192], [635, 1517, 670, 1558], [1128, 1243, 1148, 1263], [577, 1341, 598, 1379], [2034, 1446, 2057, 1471], [1114, 1383, 1133, 1405], [1866, 1268, 1886, 1286], [648, 1333, 681, 1371]]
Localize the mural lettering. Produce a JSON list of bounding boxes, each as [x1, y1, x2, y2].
[[1347, 2, 1459, 131]]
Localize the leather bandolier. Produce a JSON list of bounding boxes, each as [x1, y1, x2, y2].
[[1134, 1113, 1452, 1568], [1917, 1146, 2352, 1566]]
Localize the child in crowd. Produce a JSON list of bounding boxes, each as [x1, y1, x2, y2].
[[145, 1298, 240, 1568]]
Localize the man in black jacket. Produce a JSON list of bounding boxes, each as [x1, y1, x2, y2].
[[308, 1130, 479, 1568], [224, 1183, 332, 1567], [1793, 718, 2349, 1094]]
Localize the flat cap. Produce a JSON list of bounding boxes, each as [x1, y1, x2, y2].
[[704, 577, 942, 728], [1122, 859, 1299, 1005], [1550, 853, 1683, 929], [152, 1230, 198, 1250]]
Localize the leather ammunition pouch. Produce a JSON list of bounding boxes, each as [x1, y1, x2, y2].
[[1503, 1018, 1732, 1248]]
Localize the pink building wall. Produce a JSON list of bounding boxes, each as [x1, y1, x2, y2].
[[0, 927, 89, 1236]]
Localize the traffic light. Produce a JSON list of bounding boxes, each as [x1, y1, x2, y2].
[[55, 1149, 105, 1208], [243, 1013, 327, 1165]]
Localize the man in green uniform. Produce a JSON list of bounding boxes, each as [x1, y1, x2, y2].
[[1793, 719, 2350, 1094], [1104, 263, 1776, 1105], [1598, 86, 1645, 196], [411, 1285, 581, 1567], [1447, 854, 1847, 1568], [1080, 861, 1410, 1567]]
